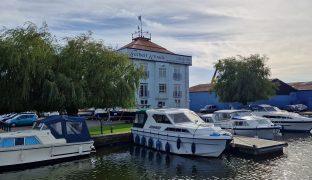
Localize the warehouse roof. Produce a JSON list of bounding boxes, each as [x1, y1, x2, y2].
[[288, 81, 312, 90], [189, 79, 308, 95]]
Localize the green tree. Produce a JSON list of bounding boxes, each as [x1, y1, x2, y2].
[[57, 33, 143, 114], [0, 22, 62, 113], [213, 54, 276, 105], [0, 23, 143, 114]]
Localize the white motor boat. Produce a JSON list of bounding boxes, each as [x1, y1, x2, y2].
[[131, 108, 232, 157], [201, 110, 280, 140], [0, 115, 94, 170], [251, 104, 312, 132]]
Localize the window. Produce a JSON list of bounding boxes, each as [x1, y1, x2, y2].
[[165, 127, 190, 133], [140, 63, 149, 78], [15, 138, 24, 146], [173, 84, 182, 98], [158, 101, 165, 108], [140, 100, 149, 108], [139, 83, 149, 97], [168, 113, 192, 124], [66, 122, 83, 135], [203, 116, 214, 123], [234, 121, 249, 126], [25, 136, 40, 145], [0, 138, 14, 147], [218, 113, 231, 121], [159, 67, 166, 78], [175, 99, 181, 107], [159, 84, 166, 93], [135, 114, 146, 124], [50, 122, 63, 135], [173, 67, 182, 81], [153, 114, 171, 124]]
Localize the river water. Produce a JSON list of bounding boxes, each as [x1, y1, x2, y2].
[[1, 133, 312, 180]]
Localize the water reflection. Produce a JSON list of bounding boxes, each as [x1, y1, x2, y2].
[[129, 145, 233, 179], [1, 132, 312, 179]]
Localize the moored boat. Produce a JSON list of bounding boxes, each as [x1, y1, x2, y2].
[[131, 108, 232, 157], [249, 104, 312, 132], [201, 110, 280, 140], [0, 115, 94, 170]]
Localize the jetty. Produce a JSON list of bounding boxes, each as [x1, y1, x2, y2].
[[230, 136, 288, 155]]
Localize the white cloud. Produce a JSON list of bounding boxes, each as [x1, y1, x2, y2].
[[0, 0, 311, 85]]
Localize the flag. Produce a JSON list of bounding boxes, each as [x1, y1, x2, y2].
[[138, 15, 141, 21]]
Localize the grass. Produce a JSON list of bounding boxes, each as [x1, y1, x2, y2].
[[89, 123, 133, 136]]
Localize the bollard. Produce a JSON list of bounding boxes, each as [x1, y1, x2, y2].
[[111, 126, 113, 133]]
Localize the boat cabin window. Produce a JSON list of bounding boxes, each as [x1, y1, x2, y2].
[[234, 121, 249, 126], [202, 116, 213, 123], [25, 136, 40, 145], [15, 138, 24, 146], [168, 113, 191, 124], [50, 122, 63, 135], [134, 113, 147, 128], [153, 114, 172, 124], [0, 138, 14, 147], [165, 127, 190, 133], [263, 115, 292, 119], [66, 122, 83, 135], [0, 136, 41, 148], [217, 113, 231, 121]]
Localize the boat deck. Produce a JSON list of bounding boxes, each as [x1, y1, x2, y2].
[[230, 136, 288, 155]]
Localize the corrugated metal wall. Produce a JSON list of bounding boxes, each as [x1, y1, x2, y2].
[[190, 90, 312, 112]]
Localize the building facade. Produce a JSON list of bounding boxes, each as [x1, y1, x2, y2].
[[118, 36, 192, 109], [189, 79, 312, 112]]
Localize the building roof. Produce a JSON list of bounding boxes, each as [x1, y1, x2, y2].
[[189, 83, 213, 92], [119, 37, 174, 54], [288, 81, 312, 90], [189, 79, 303, 95], [271, 79, 298, 95]]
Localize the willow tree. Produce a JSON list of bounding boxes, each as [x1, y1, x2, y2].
[[56, 33, 143, 114], [0, 22, 62, 113], [0, 23, 143, 114], [213, 54, 276, 105]]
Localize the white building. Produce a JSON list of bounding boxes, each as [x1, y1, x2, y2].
[[118, 33, 192, 109]]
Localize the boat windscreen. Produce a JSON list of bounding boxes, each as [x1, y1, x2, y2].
[[263, 106, 278, 112], [169, 113, 191, 123]]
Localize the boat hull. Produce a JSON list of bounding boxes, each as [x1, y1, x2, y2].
[[0, 141, 94, 168], [228, 127, 279, 139], [132, 129, 231, 157], [271, 121, 312, 132]]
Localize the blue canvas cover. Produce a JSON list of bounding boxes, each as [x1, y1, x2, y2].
[[41, 115, 91, 143]]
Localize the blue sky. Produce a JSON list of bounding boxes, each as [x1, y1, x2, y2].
[[1, 0, 311, 86]]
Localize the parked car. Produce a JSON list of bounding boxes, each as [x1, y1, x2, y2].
[[4, 113, 38, 127], [200, 105, 218, 113]]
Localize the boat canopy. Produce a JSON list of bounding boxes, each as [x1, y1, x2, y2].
[[40, 115, 91, 143]]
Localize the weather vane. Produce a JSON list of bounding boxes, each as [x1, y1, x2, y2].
[[132, 15, 151, 40]]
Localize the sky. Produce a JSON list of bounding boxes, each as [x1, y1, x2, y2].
[[1, 0, 311, 87]]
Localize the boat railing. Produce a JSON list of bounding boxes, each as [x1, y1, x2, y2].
[[0, 121, 11, 132]]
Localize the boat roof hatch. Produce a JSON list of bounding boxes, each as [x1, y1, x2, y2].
[[40, 115, 91, 143]]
